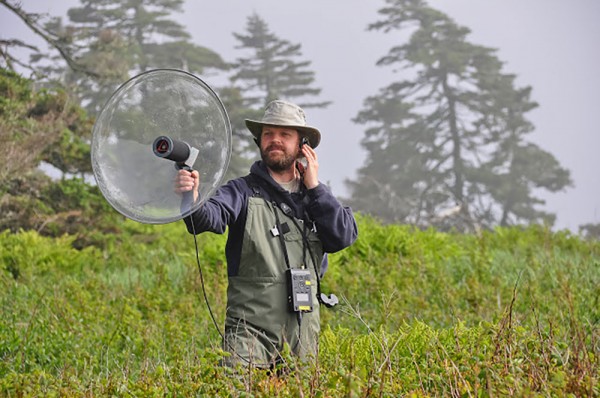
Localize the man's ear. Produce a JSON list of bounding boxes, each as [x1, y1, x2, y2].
[[253, 137, 260, 148]]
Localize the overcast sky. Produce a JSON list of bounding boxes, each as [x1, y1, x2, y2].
[[2, 0, 599, 232]]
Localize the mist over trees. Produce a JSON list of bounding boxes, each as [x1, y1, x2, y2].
[[231, 13, 330, 110], [33, 0, 227, 115], [0, 0, 581, 234], [344, 0, 572, 232], [221, 12, 331, 179]]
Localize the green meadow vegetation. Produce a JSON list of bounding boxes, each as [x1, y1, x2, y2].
[[1, 212, 598, 396]]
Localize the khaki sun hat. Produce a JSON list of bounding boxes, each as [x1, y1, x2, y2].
[[245, 100, 321, 148]]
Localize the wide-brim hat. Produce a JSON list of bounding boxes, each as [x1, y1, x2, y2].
[[245, 100, 321, 148]]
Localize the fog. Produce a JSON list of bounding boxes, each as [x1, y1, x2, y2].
[[1, 0, 599, 232]]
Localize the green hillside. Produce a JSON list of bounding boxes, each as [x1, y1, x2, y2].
[[1, 215, 598, 396]]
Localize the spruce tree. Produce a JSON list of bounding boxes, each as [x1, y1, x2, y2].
[[231, 13, 330, 109], [223, 12, 330, 179], [35, 0, 227, 115], [346, 0, 571, 231]]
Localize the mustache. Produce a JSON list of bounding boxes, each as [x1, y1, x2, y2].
[[266, 144, 285, 152]]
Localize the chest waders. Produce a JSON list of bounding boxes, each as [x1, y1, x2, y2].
[[223, 191, 324, 368]]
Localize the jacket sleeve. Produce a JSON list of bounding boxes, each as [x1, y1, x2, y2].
[[305, 183, 358, 253], [183, 179, 247, 235]]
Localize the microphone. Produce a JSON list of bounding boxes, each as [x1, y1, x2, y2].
[[152, 135, 199, 212], [152, 135, 199, 170]]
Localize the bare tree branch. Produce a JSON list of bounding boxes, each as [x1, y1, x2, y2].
[[0, 38, 38, 70], [0, 0, 101, 77]]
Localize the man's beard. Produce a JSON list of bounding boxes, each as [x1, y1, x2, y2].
[[261, 145, 299, 172]]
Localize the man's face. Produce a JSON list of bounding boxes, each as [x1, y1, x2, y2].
[[259, 126, 301, 172]]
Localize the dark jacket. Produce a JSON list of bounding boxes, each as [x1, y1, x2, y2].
[[184, 161, 358, 277]]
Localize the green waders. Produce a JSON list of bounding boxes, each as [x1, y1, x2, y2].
[[223, 196, 324, 368]]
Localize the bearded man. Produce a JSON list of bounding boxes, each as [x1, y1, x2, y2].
[[175, 99, 357, 368]]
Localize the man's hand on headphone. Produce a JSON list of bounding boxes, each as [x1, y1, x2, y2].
[[298, 144, 319, 190]]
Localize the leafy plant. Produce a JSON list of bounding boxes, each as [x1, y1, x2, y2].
[[1, 216, 598, 396]]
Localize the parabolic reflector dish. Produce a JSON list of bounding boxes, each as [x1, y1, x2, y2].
[[91, 69, 231, 224]]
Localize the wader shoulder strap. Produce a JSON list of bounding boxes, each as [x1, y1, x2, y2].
[[243, 174, 335, 307], [243, 174, 292, 270], [243, 174, 262, 198]]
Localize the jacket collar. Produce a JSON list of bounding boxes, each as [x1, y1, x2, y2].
[[250, 161, 301, 194], [249, 161, 307, 216]]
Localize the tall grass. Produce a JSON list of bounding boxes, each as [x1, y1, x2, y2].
[[1, 215, 598, 396]]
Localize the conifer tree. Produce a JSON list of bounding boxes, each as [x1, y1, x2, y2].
[[231, 13, 330, 109], [35, 0, 227, 115], [346, 0, 571, 231], [223, 13, 330, 179]]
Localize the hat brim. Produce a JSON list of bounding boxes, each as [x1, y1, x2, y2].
[[245, 119, 321, 148]]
